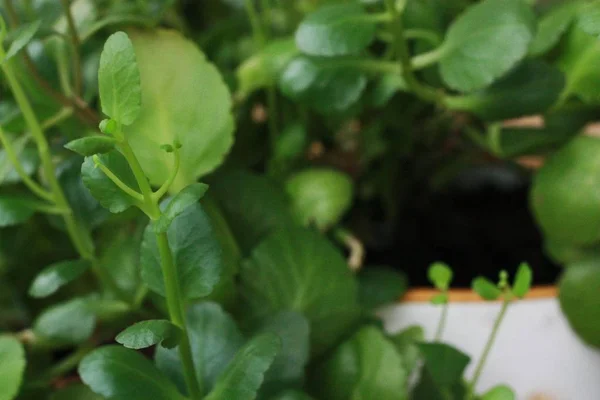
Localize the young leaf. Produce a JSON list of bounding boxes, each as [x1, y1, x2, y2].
[[358, 266, 408, 310], [3, 20, 42, 62], [204, 333, 281, 400], [98, 31, 142, 126], [472, 277, 502, 301], [279, 56, 367, 114], [240, 227, 361, 355], [427, 262, 453, 291], [154, 182, 209, 233], [512, 262, 532, 298], [65, 136, 118, 157], [481, 385, 516, 400], [126, 29, 234, 192], [430, 293, 448, 305], [116, 320, 182, 350], [0, 195, 39, 227], [418, 342, 470, 386], [79, 346, 187, 400], [528, 1, 584, 56], [28, 259, 90, 298], [295, 3, 378, 56], [141, 203, 222, 299], [0, 336, 26, 400], [33, 297, 96, 345], [285, 168, 353, 231], [438, 0, 535, 92]]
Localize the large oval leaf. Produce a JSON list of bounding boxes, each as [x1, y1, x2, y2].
[[126, 29, 234, 192], [0, 336, 26, 400], [33, 297, 96, 345]]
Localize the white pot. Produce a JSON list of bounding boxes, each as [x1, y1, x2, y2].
[[379, 287, 600, 400]]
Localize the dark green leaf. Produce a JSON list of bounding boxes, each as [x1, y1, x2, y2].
[[511, 262, 532, 298], [418, 342, 470, 386], [295, 3, 377, 56], [528, 1, 584, 56], [358, 266, 408, 310], [0, 336, 26, 400], [578, 2, 600, 36], [559, 257, 600, 348], [370, 73, 407, 107], [481, 385, 516, 400], [98, 32, 142, 126], [472, 277, 502, 300], [4, 20, 42, 62], [79, 346, 187, 400], [0, 195, 39, 227], [204, 333, 281, 400], [427, 262, 452, 291], [389, 326, 424, 374], [50, 384, 104, 400], [141, 203, 221, 299], [154, 183, 209, 233], [116, 320, 182, 349], [269, 391, 314, 400], [279, 56, 367, 114], [412, 369, 467, 400], [240, 227, 361, 355], [438, 0, 535, 91], [65, 136, 118, 157], [28, 259, 90, 298], [33, 297, 96, 345]]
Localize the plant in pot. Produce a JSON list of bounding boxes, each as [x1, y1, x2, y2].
[[0, 0, 599, 399]]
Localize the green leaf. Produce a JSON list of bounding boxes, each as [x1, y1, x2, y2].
[[270, 391, 314, 400], [559, 257, 600, 348], [370, 73, 407, 107], [98, 31, 142, 126], [154, 183, 209, 233], [295, 3, 378, 56], [511, 262, 532, 298], [286, 168, 353, 230], [81, 150, 141, 213], [472, 277, 502, 300], [141, 203, 221, 299], [427, 262, 453, 291], [65, 136, 118, 157], [33, 297, 96, 345], [578, 2, 600, 36], [279, 56, 367, 114], [358, 266, 408, 310], [28, 259, 90, 298], [205, 333, 281, 400], [79, 346, 187, 400], [0, 136, 39, 186], [50, 384, 104, 400], [3, 20, 42, 62], [116, 320, 182, 349], [155, 302, 245, 395], [126, 29, 234, 192], [481, 385, 516, 400], [418, 342, 470, 386], [0, 195, 39, 227], [445, 61, 565, 121], [438, 0, 535, 92], [240, 227, 361, 355], [310, 326, 407, 400], [0, 336, 26, 400], [528, 1, 584, 56], [430, 293, 448, 305], [388, 325, 424, 374]]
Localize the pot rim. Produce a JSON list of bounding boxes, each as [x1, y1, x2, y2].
[[401, 285, 557, 303]]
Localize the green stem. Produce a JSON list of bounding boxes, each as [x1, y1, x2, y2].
[[434, 299, 448, 341], [41, 107, 74, 130], [404, 29, 442, 46], [60, 0, 83, 96], [411, 45, 446, 70], [42, 344, 92, 381], [93, 155, 145, 202], [245, 0, 266, 47], [152, 148, 181, 202], [118, 140, 157, 217]]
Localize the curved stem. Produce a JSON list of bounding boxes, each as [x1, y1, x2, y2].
[[60, 0, 83, 96], [93, 155, 145, 202], [152, 148, 181, 201]]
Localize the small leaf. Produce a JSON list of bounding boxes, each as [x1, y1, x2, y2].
[[3, 20, 42, 62], [116, 320, 181, 349], [204, 333, 281, 400], [65, 136, 118, 157], [28, 259, 90, 298], [0, 195, 38, 227], [430, 293, 448, 305], [512, 262, 532, 298], [481, 384, 516, 400], [418, 342, 470, 386], [528, 1, 584, 56], [295, 3, 378, 56], [389, 326, 424, 374], [0, 336, 26, 400], [99, 119, 117, 135], [427, 262, 453, 291], [79, 346, 187, 400], [98, 31, 142, 126], [578, 2, 600, 36], [472, 277, 502, 301], [34, 297, 96, 345], [358, 266, 408, 310], [154, 183, 209, 233]]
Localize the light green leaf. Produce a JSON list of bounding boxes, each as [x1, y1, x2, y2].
[[116, 320, 182, 349], [65, 136, 118, 157], [512, 262, 532, 298], [34, 297, 96, 345], [79, 346, 187, 400], [126, 29, 234, 192], [0, 195, 39, 227], [28, 259, 90, 298], [481, 385, 516, 400], [279, 56, 367, 114], [286, 168, 353, 231], [154, 183, 209, 233], [427, 262, 453, 291], [295, 3, 378, 56], [0, 336, 26, 400], [418, 342, 470, 386], [141, 203, 221, 299], [430, 293, 448, 305], [205, 333, 281, 400], [240, 227, 361, 355], [578, 2, 600, 36], [3, 20, 42, 62], [438, 0, 535, 92], [528, 1, 584, 56], [358, 266, 408, 310], [389, 326, 424, 374], [310, 326, 407, 400], [155, 302, 245, 395], [472, 277, 502, 301], [98, 31, 142, 126]]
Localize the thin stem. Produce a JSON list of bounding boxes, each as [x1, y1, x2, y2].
[[118, 140, 156, 216], [93, 155, 145, 202], [42, 344, 92, 382], [245, 0, 266, 47], [434, 299, 449, 341], [33, 203, 71, 215], [411, 45, 446, 70], [41, 107, 74, 130], [404, 29, 442, 46], [60, 0, 83, 96], [152, 148, 181, 202]]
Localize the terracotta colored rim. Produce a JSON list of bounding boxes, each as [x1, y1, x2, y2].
[[401, 285, 557, 303]]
